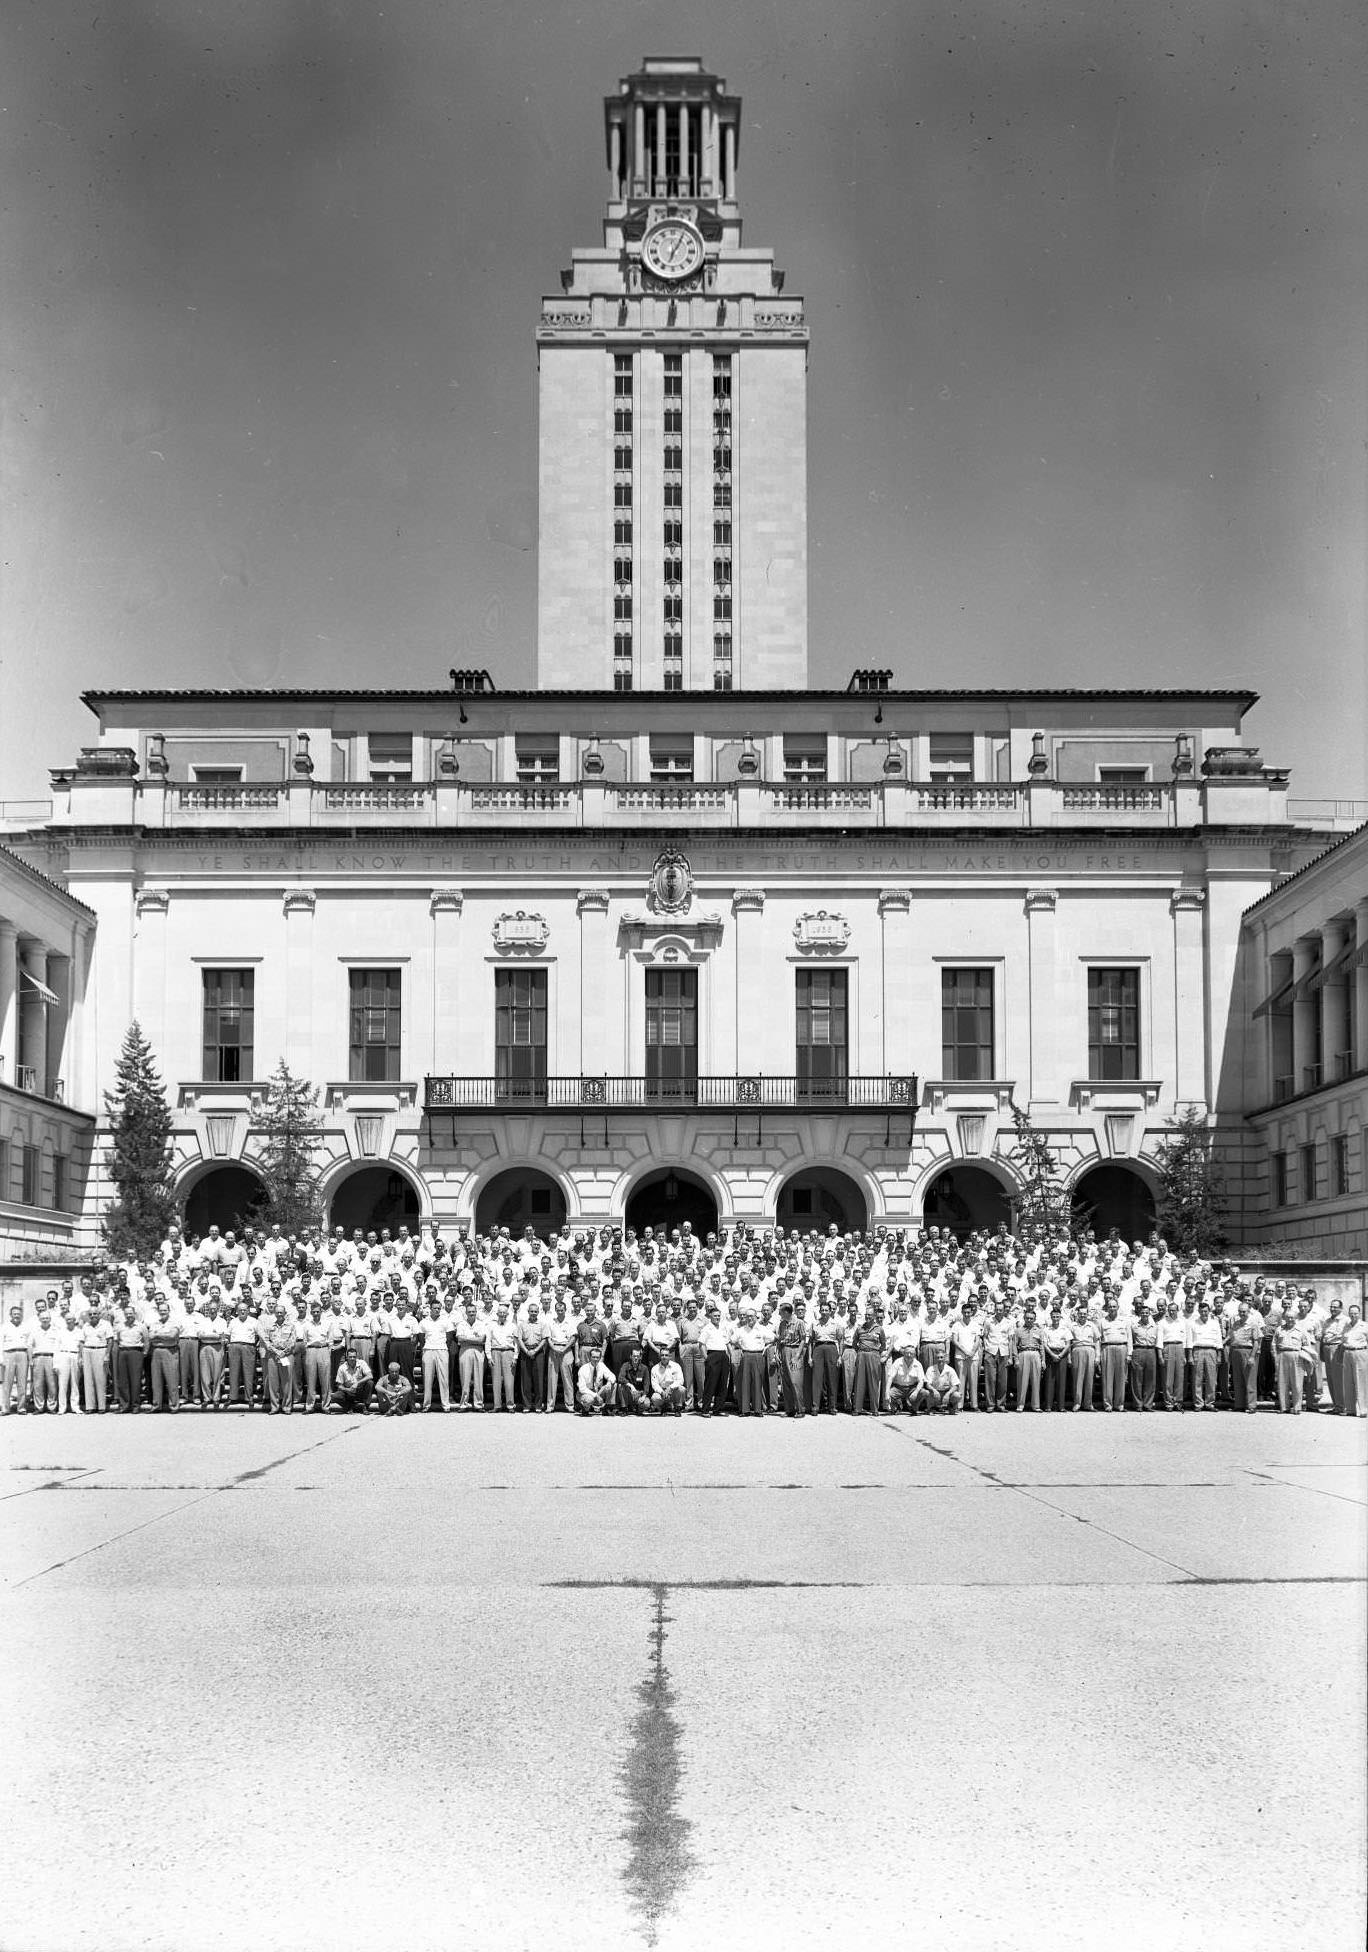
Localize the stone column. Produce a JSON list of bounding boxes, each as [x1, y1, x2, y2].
[[1291, 934, 1319, 1092], [1320, 916, 1351, 1084], [1024, 888, 1059, 1109], [429, 890, 463, 1077], [1170, 889, 1207, 1106], [723, 122, 736, 199], [132, 891, 168, 1068], [578, 890, 611, 1078], [18, 942, 48, 1094], [610, 120, 622, 192], [878, 890, 912, 1078], [283, 889, 316, 1075], [702, 107, 717, 195], [655, 103, 667, 193], [678, 103, 689, 193], [731, 889, 765, 1076], [45, 951, 72, 1103], [0, 919, 17, 1085], [633, 103, 646, 193], [1355, 899, 1368, 1074]]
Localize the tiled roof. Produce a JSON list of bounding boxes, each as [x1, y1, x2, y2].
[[1241, 819, 1368, 919], [0, 843, 96, 917], [82, 684, 1261, 706]]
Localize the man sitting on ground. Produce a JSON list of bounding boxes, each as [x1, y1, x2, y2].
[[333, 1348, 374, 1415], [374, 1360, 413, 1417]]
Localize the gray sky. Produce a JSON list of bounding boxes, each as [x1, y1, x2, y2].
[[2, 0, 1364, 802]]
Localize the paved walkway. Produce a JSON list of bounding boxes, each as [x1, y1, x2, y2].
[[2, 1410, 1365, 1951]]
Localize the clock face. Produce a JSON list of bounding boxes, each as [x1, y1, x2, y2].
[[642, 221, 704, 281]]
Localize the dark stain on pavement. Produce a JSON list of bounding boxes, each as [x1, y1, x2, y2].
[[619, 1583, 695, 1947]]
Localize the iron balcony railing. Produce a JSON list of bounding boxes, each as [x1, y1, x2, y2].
[[424, 1072, 919, 1142]]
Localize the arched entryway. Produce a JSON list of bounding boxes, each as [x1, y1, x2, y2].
[[922, 1165, 1013, 1239], [475, 1167, 568, 1240], [625, 1166, 719, 1240], [184, 1165, 267, 1238], [776, 1165, 869, 1235], [1071, 1164, 1156, 1241], [329, 1164, 422, 1236]]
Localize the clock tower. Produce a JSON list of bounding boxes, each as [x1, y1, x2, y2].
[[536, 56, 809, 693]]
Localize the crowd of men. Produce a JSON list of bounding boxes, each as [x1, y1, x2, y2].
[[2, 1217, 1365, 1422]]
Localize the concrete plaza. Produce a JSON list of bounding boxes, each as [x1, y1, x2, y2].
[[2, 1406, 1365, 1952]]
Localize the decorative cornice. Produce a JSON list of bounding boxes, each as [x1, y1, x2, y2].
[[429, 888, 464, 915], [282, 888, 316, 914], [877, 889, 911, 915], [731, 888, 765, 913]]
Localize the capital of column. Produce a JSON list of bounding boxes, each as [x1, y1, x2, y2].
[[731, 888, 765, 914], [577, 889, 610, 914], [877, 889, 911, 916], [1170, 889, 1206, 914], [429, 888, 464, 916], [134, 889, 169, 917], [1024, 888, 1057, 915], [283, 888, 316, 915]]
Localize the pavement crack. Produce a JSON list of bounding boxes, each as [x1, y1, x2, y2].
[[618, 1583, 694, 1948]]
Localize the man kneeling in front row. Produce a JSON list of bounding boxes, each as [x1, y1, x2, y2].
[[650, 1353, 686, 1417], [923, 1353, 963, 1414], [373, 1361, 413, 1416], [888, 1349, 928, 1415], [333, 1348, 373, 1414]]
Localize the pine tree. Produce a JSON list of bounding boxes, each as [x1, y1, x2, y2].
[[254, 1061, 325, 1236], [103, 1021, 179, 1261], [1154, 1106, 1228, 1256], [1007, 1100, 1073, 1239]]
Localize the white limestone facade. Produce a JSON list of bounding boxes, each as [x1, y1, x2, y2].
[[12, 683, 1327, 1249], [0, 846, 97, 1259], [1231, 823, 1368, 1256]]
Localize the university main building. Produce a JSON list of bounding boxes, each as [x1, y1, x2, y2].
[[2, 57, 1365, 1258]]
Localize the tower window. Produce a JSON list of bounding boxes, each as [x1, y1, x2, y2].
[[614, 352, 634, 399], [663, 482, 682, 509], [614, 669, 633, 693], [614, 594, 633, 621], [663, 558, 681, 586], [663, 668, 683, 693], [713, 670, 733, 691], [650, 737, 693, 783], [713, 409, 731, 436], [663, 352, 683, 400], [713, 594, 732, 621], [927, 732, 974, 783], [712, 482, 731, 509], [614, 444, 633, 471], [614, 408, 633, 435], [713, 633, 732, 662], [664, 444, 682, 472], [713, 558, 732, 584], [614, 483, 633, 508], [664, 633, 683, 660], [515, 736, 560, 785], [614, 556, 633, 585], [713, 447, 732, 472], [663, 595, 683, 624], [713, 520, 731, 547], [614, 518, 633, 546], [662, 520, 682, 547], [613, 632, 633, 659], [663, 408, 683, 436]]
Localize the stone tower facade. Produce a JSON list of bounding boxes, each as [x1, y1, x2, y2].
[[536, 56, 809, 694]]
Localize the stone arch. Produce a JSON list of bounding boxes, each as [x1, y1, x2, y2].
[[1069, 1163, 1157, 1242], [619, 1162, 724, 1240], [180, 1161, 268, 1238], [773, 1163, 871, 1235], [919, 1161, 1017, 1239], [474, 1166, 570, 1241], [327, 1160, 425, 1236]]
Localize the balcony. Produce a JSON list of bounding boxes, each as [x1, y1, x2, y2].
[[52, 774, 1282, 835], [424, 1072, 919, 1141]]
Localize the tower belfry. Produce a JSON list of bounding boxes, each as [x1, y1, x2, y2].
[[536, 56, 809, 693]]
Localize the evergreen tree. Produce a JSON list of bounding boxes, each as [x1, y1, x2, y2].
[[1154, 1106, 1228, 1256], [254, 1061, 325, 1236], [103, 1021, 179, 1261], [1007, 1100, 1073, 1238]]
